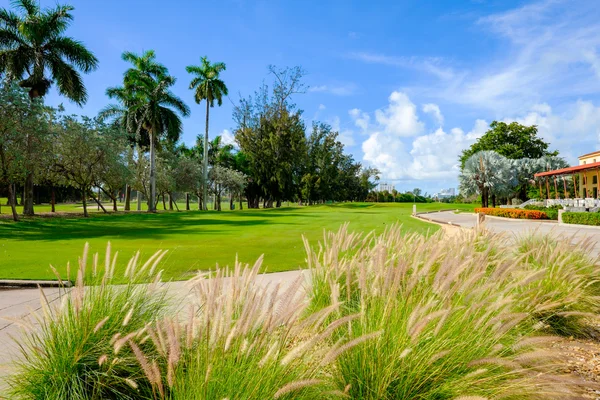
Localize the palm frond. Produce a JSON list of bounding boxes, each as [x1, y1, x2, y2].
[[161, 90, 190, 117], [38, 4, 74, 37], [43, 36, 98, 73], [10, 0, 38, 17], [48, 56, 87, 105]]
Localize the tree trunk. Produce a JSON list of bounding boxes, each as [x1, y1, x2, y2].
[[217, 191, 222, 211], [239, 191, 243, 210], [51, 186, 55, 213], [230, 193, 234, 210], [197, 194, 202, 210], [186, 193, 190, 211], [23, 172, 34, 216], [113, 196, 118, 212], [162, 194, 167, 210], [89, 190, 107, 214], [7, 183, 18, 221], [202, 101, 210, 211], [491, 194, 496, 208], [149, 129, 156, 212], [124, 184, 131, 211], [171, 194, 180, 211], [82, 190, 88, 218], [276, 199, 281, 208], [169, 194, 173, 210]]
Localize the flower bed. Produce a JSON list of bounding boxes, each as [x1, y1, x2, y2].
[[474, 207, 548, 219], [562, 212, 600, 226]]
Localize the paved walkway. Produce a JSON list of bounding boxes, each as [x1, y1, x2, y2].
[[0, 270, 305, 396], [418, 211, 600, 256]]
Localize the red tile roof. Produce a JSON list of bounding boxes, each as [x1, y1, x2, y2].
[[534, 161, 600, 177]]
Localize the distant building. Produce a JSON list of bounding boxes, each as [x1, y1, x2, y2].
[[377, 182, 395, 192], [433, 188, 455, 200]]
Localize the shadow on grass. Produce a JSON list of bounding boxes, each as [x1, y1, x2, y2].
[[0, 211, 283, 241]]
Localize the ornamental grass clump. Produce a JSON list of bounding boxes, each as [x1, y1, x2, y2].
[[514, 234, 600, 337], [125, 257, 369, 399], [306, 224, 579, 399], [10, 243, 169, 400]]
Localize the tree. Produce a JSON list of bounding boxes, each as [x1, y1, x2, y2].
[[0, 81, 49, 220], [0, 0, 98, 215], [102, 50, 189, 212], [460, 121, 557, 168], [208, 165, 246, 211], [52, 117, 126, 217], [459, 151, 516, 208], [186, 57, 228, 211], [234, 66, 307, 208]]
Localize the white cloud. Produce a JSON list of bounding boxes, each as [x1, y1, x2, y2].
[[506, 100, 600, 164], [422, 103, 444, 126], [349, 108, 370, 132], [220, 129, 237, 147], [318, 104, 326, 110], [309, 83, 357, 96], [374, 91, 424, 137], [360, 91, 488, 180]]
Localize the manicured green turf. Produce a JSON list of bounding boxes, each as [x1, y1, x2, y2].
[[0, 202, 475, 281]]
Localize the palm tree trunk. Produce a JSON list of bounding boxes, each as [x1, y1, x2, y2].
[[149, 129, 156, 212], [203, 101, 210, 211]]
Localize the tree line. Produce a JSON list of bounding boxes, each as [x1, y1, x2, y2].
[[458, 121, 568, 207], [0, 1, 379, 221]]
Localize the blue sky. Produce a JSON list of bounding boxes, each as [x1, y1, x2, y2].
[[4, 0, 600, 194]]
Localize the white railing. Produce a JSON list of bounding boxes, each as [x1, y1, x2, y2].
[[545, 198, 599, 208]]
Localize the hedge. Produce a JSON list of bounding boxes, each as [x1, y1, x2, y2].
[[474, 207, 548, 220], [562, 212, 600, 226], [524, 205, 562, 220]]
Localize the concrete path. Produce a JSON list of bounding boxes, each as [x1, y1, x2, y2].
[[418, 211, 600, 256], [0, 269, 305, 397]]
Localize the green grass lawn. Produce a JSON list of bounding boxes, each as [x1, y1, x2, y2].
[[0, 202, 475, 281]]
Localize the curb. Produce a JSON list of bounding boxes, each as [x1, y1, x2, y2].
[[0, 280, 72, 289], [482, 214, 558, 224]]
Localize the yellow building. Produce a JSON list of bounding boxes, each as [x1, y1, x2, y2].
[[535, 151, 600, 200]]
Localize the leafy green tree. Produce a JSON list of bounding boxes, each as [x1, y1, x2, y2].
[[186, 57, 228, 211], [0, 0, 98, 215], [102, 50, 189, 212], [0, 81, 49, 220], [52, 117, 127, 217], [460, 121, 557, 168]]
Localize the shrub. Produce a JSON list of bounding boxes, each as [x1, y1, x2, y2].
[[127, 260, 366, 399], [475, 207, 548, 219], [562, 211, 600, 226], [514, 234, 600, 336], [524, 205, 562, 220], [305, 225, 574, 399], [10, 243, 170, 399]]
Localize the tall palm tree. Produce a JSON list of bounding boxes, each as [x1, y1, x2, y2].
[[186, 57, 228, 211], [101, 50, 189, 212], [0, 0, 98, 215]]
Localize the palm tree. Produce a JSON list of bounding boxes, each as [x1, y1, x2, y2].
[[101, 50, 189, 212], [186, 57, 228, 211], [0, 0, 98, 215]]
